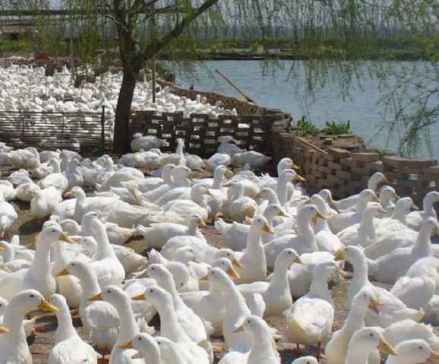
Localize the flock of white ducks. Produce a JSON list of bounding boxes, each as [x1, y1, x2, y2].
[[0, 132, 438, 364], [0, 65, 238, 149]]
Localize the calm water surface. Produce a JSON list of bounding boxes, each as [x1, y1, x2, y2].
[[171, 60, 439, 160]]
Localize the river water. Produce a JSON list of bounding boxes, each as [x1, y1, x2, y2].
[[171, 60, 439, 160]]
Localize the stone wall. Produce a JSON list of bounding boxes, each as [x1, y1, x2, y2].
[[272, 131, 439, 204], [130, 110, 290, 158]]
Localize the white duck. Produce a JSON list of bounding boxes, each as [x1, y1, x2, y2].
[[58, 261, 119, 359], [406, 191, 439, 231], [285, 261, 336, 356], [238, 248, 301, 316], [126, 333, 160, 364], [0, 180, 16, 201], [236, 215, 271, 283], [180, 262, 239, 336], [0, 289, 59, 364], [0, 191, 17, 238], [231, 151, 271, 170], [345, 327, 397, 364], [325, 287, 382, 364], [133, 285, 210, 362], [135, 214, 205, 250], [216, 203, 286, 251], [160, 184, 211, 223], [48, 293, 98, 364], [154, 336, 209, 364], [265, 205, 322, 268], [385, 339, 439, 364], [391, 272, 436, 310], [30, 186, 63, 219], [80, 212, 125, 287], [38, 159, 69, 192], [222, 182, 258, 222], [337, 202, 386, 247], [0, 224, 74, 300], [206, 267, 252, 350], [368, 217, 439, 284], [147, 264, 212, 360], [321, 171, 388, 211], [0, 296, 36, 339], [131, 134, 166, 152], [275, 169, 305, 207], [91, 285, 141, 364], [217, 136, 243, 156], [219, 315, 280, 364], [328, 189, 379, 233], [310, 194, 343, 253], [383, 319, 439, 352], [365, 197, 419, 259], [0, 241, 31, 272], [340, 246, 424, 327], [206, 153, 232, 171]]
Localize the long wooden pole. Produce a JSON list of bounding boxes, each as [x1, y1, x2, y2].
[[215, 69, 255, 104], [152, 57, 156, 103]]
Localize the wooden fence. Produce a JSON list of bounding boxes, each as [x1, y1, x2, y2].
[[130, 110, 290, 158], [0, 108, 112, 154]]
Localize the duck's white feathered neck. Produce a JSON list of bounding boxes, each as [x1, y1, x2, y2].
[[412, 221, 434, 257], [309, 269, 332, 302], [345, 337, 377, 364], [29, 235, 52, 283], [348, 251, 371, 304], [423, 194, 438, 219], [114, 295, 138, 346], [276, 174, 293, 206], [89, 219, 117, 260], [357, 209, 376, 245], [265, 256, 291, 301], [212, 168, 225, 190], [243, 222, 267, 279], [54, 300, 78, 343], [2, 304, 26, 337], [154, 294, 190, 343], [341, 297, 368, 335], [161, 165, 174, 185], [248, 325, 279, 363], [154, 269, 184, 311], [159, 340, 185, 364], [296, 213, 318, 252], [78, 265, 101, 300]]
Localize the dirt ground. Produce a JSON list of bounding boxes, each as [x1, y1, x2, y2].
[[6, 204, 350, 364]]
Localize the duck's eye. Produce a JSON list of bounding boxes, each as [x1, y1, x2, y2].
[[419, 346, 423, 350], [369, 333, 374, 337], [149, 289, 154, 293], [137, 337, 142, 341], [288, 251, 292, 255], [151, 267, 155, 271], [106, 289, 111, 294], [29, 294, 35, 298]]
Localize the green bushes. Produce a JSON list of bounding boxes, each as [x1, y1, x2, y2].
[[295, 116, 352, 136]]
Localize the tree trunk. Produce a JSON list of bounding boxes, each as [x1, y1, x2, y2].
[[113, 69, 138, 154]]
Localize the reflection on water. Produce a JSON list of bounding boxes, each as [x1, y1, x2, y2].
[[170, 60, 439, 160]]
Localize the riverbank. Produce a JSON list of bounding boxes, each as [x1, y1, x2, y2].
[[2, 36, 439, 61]]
